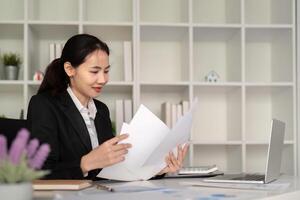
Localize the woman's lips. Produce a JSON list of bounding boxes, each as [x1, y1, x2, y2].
[[93, 87, 102, 93]]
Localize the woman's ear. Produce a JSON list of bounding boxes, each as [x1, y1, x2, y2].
[[64, 62, 75, 77]]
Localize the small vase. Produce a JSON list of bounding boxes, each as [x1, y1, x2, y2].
[[0, 182, 33, 200], [4, 65, 19, 80]]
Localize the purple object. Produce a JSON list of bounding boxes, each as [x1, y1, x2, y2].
[[0, 134, 7, 161], [26, 138, 39, 158], [9, 128, 30, 165], [29, 144, 50, 169]]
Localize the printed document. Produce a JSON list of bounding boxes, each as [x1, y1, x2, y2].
[[98, 100, 197, 181]]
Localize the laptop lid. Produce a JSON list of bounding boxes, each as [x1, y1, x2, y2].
[[264, 119, 285, 183]]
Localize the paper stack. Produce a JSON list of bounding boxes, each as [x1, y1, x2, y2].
[[98, 100, 197, 181]]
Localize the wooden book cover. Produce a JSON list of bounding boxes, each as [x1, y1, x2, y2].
[[32, 180, 92, 190]]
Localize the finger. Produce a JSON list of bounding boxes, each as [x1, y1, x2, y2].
[[109, 155, 126, 165], [182, 143, 189, 157], [177, 145, 184, 164], [112, 143, 132, 151], [166, 155, 177, 172], [107, 134, 129, 145], [113, 148, 129, 158], [170, 152, 181, 169]]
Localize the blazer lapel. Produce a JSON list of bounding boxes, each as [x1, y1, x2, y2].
[[57, 91, 92, 151]]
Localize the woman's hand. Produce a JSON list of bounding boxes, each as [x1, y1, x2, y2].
[[157, 144, 189, 175], [80, 134, 131, 174]]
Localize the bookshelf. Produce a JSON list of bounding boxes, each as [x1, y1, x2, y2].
[[0, 0, 297, 175]]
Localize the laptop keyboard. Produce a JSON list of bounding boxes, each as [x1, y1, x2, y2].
[[232, 174, 265, 181]]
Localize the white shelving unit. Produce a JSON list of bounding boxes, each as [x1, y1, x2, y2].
[[0, 0, 297, 175]]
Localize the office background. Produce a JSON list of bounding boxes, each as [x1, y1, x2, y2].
[[0, 0, 299, 175]]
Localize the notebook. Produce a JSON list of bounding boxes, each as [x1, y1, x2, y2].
[[32, 180, 92, 190], [179, 165, 218, 175], [204, 119, 285, 184]]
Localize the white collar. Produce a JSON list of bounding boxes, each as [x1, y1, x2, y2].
[[67, 86, 97, 119]]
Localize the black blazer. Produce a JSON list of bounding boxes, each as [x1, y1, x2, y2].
[[27, 91, 114, 180]]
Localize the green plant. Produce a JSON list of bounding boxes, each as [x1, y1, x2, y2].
[[1, 52, 22, 67]]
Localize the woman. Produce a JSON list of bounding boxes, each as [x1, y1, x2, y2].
[[27, 34, 188, 180]]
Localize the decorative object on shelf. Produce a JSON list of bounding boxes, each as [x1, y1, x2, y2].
[[0, 128, 50, 200], [204, 70, 220, 82], [1, 52, 22, 80], [33, 70, 44, 81]]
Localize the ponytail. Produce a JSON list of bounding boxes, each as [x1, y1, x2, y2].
[[38, 58, 68, 95]]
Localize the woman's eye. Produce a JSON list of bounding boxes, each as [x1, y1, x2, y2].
[[90, 71, 98, 74], [104, 70, 109, 74]]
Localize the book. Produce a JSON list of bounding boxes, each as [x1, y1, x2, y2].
[[124, 99, 133, 123], [32, 180, 92, 190], [49, 43, 55, 63], [161, 102, 171, 128], [55, 43, 62, 59], [115, 99, 124, 135], [178, 165, 218, 175], [171, 103, 177, 128], [123, 41, 132, 81]]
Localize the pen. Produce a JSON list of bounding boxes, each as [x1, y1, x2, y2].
[[94, 183, 115, 192]]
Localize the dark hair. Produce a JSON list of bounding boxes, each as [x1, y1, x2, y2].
[[38, 34, 110, 95]]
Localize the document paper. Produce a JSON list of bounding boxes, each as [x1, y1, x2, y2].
[[98, 100, 197, 181]]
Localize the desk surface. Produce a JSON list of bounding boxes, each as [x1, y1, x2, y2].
[[34, 175, 300, 200]]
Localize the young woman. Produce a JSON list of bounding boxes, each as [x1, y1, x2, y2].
[[27, 34, 188, 180]]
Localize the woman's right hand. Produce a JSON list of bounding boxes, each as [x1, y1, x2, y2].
[[80, 134, 131, 174]]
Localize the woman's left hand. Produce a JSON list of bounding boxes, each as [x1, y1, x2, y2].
[[158, 144, 189, 175]]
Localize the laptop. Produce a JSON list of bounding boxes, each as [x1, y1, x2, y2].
[[204, 119, 285, 184]]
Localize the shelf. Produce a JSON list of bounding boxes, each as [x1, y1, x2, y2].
[[245, 86, 293, 141], [0, 24, 24, 81], [140, 0, 188, 23], [0, 0, 24, 21], [0, 85, 24, 118], [193, 0, 240, 24], [27, 24, 78, 80], [245, 0, 293, 24], [245, 28, 293, 82], [140, 22, 189, 27], [193, 27, 241, 82], [140, 82, 190, 86], [246, 141, 294, 145], [0, 80, 25, 85], [28, 0, 79, 21], [83, 25, 133, 82], [140, 85, 189, 120], [83, 0, 132, 23], [192, 141, 242, 145], [140, 26, 189, 82], [192, 86, 242, 141], [193, 145, 242, 172], [192, 82, 242, 86], [246, 145, 293, 174]]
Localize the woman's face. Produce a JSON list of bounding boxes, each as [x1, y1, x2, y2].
[[67, 49, 110, 103]]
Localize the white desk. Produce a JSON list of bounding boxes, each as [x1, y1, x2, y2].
[[34, 175, 300, 200]]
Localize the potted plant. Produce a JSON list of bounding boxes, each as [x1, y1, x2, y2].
[[1, 52, 22, 80], [0, 128, 50, 200]]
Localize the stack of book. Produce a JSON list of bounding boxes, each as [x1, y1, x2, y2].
[[115, 99, 133, 135], [161, 101, 190, 128], [49, 43, 64, 63]]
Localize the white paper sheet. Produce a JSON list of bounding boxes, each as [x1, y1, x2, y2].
[[98, 100, 197, 181]]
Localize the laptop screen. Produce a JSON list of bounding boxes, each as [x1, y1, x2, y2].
[[264, 119, 285, 183]]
